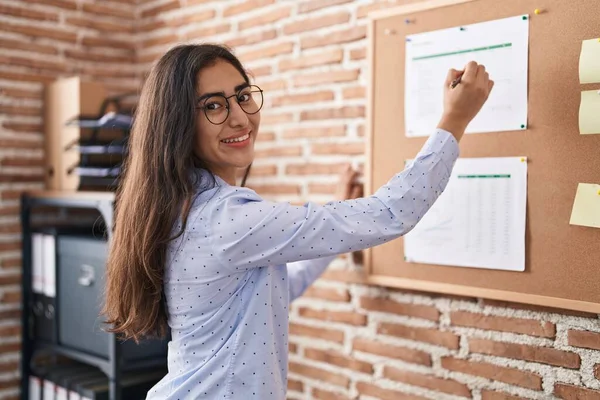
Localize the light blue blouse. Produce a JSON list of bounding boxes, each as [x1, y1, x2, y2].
[[146, 129, 459, 399]]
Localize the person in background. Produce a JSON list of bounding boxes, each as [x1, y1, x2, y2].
[[102, 44, 493, 399]]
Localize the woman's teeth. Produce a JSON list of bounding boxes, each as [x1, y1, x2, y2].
[[221, 133, 249, 143]]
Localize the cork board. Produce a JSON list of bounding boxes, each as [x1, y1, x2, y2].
[[365, 0, 600, 312]]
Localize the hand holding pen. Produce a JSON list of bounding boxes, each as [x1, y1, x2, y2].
[[436, 61, 495, 141]]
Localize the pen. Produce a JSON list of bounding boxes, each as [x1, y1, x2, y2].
[[450, 72, 463, 89]]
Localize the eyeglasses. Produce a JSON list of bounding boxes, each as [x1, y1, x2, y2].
[[197, 85, 264, 125]]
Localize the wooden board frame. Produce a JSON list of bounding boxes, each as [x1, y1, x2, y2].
[[364, 0, 600, 313]]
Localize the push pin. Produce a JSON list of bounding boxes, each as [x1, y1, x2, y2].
[[520, 157, 526, 163], [459, 27, 466, 31], [384, 28, 396, 35], [597, 189, 600, 195], [534, 8, 543, 15], [404, 18, 414, 24]]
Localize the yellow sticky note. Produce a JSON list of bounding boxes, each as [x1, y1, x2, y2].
[[579, 90, 600, 135], [579, 39, 600, 84], [569, 183, 600, 229]]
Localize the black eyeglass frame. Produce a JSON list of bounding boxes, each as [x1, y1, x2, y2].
[[196, 85, 264, 125]]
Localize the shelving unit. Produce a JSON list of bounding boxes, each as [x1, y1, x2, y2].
[[20, 191, 167, 400]]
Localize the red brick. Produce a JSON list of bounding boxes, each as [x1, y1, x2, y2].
[[244, 165, 276, 177], [0, 291, 21, 304], [441, 357, 542, 390], [312, 388, 351, 400], [0, 325, 21, 337], [342, 86, 365, 99], [0, 274, 21, 286], [0, 137, 42, 149], [0, 206, 19, 217], [0, 71, 53, 83], [0, 38, 58, 55], [360, 297, 439, 321], [0, 343, 21, 354], [305, 348, 373, 374], [299, 0, 353, 14], [356, 382, 427, 400], [481, 390, 527, 400], [0, 310, 20, 321], [0, 378, 20, 391], [272, 90, 334, 107], [258, 109, 294, 125], [0, 104, 40, 117], [186, 24, 231, 40], [255, 132, 275, 142], [378, 322, 459, 349], [283, 12, 350, 35], [302, 286, 350, 302], [226, 29, 277, 48], [350, 48, 366, 60], [352, 337, 431, 366], [0, 242, 22, 252], [254, 146, 301, 158], [554, 383, 600, 399], [0, 55, 65, 72], [287, 378, 303, 392], [248, 65, 272, 77], [302, 106, 364, 121], [293, 69, 359, 87], [27, 0, 76, 10], [224, 0, 275, 17], [469, 338, 581, 369], [0, 4, 58, 21], [66, 16, 133, 34], [482, 299, 598, 319], [310, 142, 364, 156], [286, 163, 347, 176], [298, 308, 367, 326], [383, 366, 471, 397], [142, 33, 179, 49], [568, 330, 600, 351], [301, 26, 366, 49], [0, 223, 21, 234], [239, 42, 294, 62], [82, 3, 133, 19], [239, 6, 292, 30], [289, 322, 344, 344], [65, 50, 133, 63], [0, 21, 76, 43], [259, 79, 287, 92], [282, 126, 346, 139], [141, 0, 179, 18], [289, 342, 297, 354], [0, 87, 42, 100], [81, 36, 135, 50], [279, 49, 343, 72], [308, 183, 336, 195], [289, 361, 349, 388], [451, 311, 555, 338]]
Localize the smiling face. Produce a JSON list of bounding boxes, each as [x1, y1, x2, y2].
[[194, 59, 261, 185]]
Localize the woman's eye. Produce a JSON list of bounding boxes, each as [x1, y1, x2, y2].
[[238, 93, 251, 102], [205, 102, 222, 110]]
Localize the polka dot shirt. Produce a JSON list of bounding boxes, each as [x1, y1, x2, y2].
[[146, 129, 459, 399]]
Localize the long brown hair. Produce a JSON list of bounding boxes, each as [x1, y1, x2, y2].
[[102, 44, 251, 342]]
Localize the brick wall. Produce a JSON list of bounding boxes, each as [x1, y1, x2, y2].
[[0, 0, 137, 398], [2, 0, 600, 399]]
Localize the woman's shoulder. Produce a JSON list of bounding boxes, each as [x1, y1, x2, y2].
[[189, 169, 264, 218]]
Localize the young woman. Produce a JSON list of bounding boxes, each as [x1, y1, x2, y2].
[[103, 44, 493, 399]]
